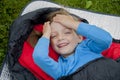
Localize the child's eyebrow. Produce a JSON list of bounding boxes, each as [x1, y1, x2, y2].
[[51, 32, 57, 35], [64, 28, 72, 31]]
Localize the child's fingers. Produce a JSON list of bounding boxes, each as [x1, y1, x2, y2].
[[53, 14, 63, 22], [52, 14, 80, 30], [43, 21, 50, 27], [46, 21, 50, 26], [43, 21, 51, 32], [42, 21, 51, 38], [53, 14, 73, 24]]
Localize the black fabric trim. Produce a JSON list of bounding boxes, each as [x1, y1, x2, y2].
[[112, 38, 120, 43], [116, 58, 120, 63]]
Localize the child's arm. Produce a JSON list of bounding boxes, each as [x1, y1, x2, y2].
[[76, 22, 112, 53], [33, 22, 61, 79], [53, 14, 112, 53]]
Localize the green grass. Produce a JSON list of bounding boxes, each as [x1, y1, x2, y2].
[[52, 0, 120, 16], [0, 0, 30, 66], [0, 0, 120, 67]]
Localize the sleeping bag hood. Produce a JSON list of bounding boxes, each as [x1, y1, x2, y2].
[[5, 7, 120, 80], [6, 7, 88, 80]]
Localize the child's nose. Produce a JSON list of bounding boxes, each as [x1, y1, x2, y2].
[[58, 34, 64, 41]]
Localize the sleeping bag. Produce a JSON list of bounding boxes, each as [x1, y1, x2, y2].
[[6, 7, 120, 80]]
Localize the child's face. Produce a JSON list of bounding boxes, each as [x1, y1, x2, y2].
[[50, 22, 82, 57]]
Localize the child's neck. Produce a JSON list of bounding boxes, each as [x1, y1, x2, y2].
[[61, 52, 74, 58]]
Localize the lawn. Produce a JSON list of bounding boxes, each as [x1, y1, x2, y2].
[[52, 0, 120, 16]]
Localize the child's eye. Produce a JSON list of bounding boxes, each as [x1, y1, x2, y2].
[[64, 31, 71, 34], [51, 35, 57, 38]]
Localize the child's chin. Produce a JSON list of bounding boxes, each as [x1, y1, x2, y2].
[[58, 50, 72, 56]]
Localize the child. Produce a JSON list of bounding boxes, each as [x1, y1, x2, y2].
[[33, 9, 120, 80]]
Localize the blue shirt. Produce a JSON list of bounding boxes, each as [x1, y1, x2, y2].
[[33, 22, 112, 79]]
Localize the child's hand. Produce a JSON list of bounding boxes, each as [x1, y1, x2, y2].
[[53, 14, 80, 30], [42, 21, 51, 39]]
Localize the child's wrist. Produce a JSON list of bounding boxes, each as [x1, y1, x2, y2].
[[42, 33, 50, 39]]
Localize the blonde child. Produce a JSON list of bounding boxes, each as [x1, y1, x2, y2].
[[33, 9, 120, 80]]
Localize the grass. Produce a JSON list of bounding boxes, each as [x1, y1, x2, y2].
[[52, 0, 120, 16]]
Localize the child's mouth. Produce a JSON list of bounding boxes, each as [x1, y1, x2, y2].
[[57, 43, 69, 48]]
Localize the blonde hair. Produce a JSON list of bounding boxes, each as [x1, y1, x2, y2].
[[46, 8, 80, 23], [47, 8, 70, 22]]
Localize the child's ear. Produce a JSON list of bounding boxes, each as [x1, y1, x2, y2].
[[78, 35, 83, 43]]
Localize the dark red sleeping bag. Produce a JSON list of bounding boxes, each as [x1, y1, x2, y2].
[[19, 24, 59, 80], [19, 24, 120, 80], [19, 41, 59, 80]]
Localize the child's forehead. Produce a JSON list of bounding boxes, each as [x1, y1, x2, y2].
[[51, 22, 71, 31]]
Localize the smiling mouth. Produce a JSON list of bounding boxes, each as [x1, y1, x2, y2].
[[57, 43, 69, 48]]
